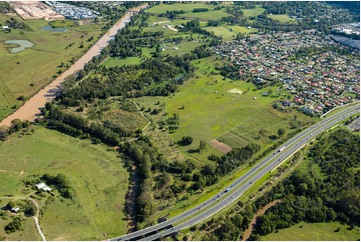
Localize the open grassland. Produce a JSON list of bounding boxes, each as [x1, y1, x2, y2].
[[260, 221, 360, 241], [164, 56, 313, 151], [162, 41, 202, 56], [0, 126, 128, 240], [268, 14, 296, 23], [241, 6, 266, 18], [145, 3, 215, 14], [145, 3, 231, 21], [180, 10, 230, 21], [205, 25, 258, 41], [102, 57, 142, 68], [0, 14, 105, 121]]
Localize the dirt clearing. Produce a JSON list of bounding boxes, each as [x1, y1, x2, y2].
[[228, 88, 243, 94], [209, 139, 232, 154]]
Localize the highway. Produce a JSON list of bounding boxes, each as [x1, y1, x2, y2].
[[111, 104, 359, 241]]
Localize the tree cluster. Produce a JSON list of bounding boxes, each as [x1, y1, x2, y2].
[[41, 173, 75, 199]]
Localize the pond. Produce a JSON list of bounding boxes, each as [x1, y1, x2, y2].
[[5, 40, 35, 53], [41, 25, 68, 33]]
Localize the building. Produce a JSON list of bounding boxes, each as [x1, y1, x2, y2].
[[2, 26, 10, 32], [10, 207, 20, 213], [35, 182, 52, 192]]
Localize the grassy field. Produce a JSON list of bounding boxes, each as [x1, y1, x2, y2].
[[145, 3, 215, 14], [145, 3, 231, 21], [242, 6, 266, 18], [0, 14, 105, 121], [260, 221, 360, 241], [0, 212, 41, 241], [268, 14, 296, 23], [180, 10, 231, 21], [102, 57, 142, 68], [164, 56, 313, 151], [205, 25, 258, 41], [0, 126, 129, 240], [162, 41, 202, 56]]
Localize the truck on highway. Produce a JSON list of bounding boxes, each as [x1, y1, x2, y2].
[[278, 146, 286, 152]]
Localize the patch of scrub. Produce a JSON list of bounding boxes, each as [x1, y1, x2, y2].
[[228, 88, 243, 94], [41, 25, 68, 33], [5, 40, 34, 53]]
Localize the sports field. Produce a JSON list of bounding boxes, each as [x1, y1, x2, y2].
[[0, 14, 104, 121], [0, 126, 129, 240], [260, 221, 360, 241]]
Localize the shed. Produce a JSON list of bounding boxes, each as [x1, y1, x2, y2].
[[35, 182, 52, 192]]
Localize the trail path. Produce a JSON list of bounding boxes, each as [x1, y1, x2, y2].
[[0, 4, 148, 127], [242, 199, 282, 241]]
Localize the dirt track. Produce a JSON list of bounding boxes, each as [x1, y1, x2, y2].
[[0, 4, 148, 127], [242, 199, 282, 241]]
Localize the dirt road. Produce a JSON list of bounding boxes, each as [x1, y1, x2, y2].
[[242, 199, 282, 241], [0, 4, 148, 127]]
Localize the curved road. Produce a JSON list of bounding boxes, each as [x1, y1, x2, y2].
[[0, 5, 148, 127], [111, 104, 359, 241]]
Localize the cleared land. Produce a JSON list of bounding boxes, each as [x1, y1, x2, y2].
[[205, 25, 258, 41], [0, 14, 105, 121], [10, 1, 63, 20], [180, 10, 230, 21], [102, 57, 142, 68], [209, 139, 232, 154], [145, 3, 215, 14], [268, 14, 296, 23], [0, 126, 129, 240], [164, 56, 313, 152], [242, 6, 266, 18], [145, 3, 231, 21], [260, 221, 360, 241]]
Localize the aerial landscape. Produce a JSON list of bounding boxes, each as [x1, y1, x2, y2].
[[0, 1, 359, 241]]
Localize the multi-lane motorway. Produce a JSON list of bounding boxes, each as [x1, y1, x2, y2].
[[111, 104, 359, 241]]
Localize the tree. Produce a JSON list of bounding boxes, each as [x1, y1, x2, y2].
[[24, 204, 36, 217], [180, 136, 193, 145], [278, 128, 285, 137], [4, 218, 22, 233], [199, 140, 206, 151], [7, 201, 16, 209], [268, 89, 273, 96]]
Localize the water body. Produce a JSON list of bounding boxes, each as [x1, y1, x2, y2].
[[41, 25, 68, 33], [5, 40, 34, 53]]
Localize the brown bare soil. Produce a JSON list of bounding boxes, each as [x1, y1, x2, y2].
[[10, 2, 64, 20], [209, 139, 232, 154]]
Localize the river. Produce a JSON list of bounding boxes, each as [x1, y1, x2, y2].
[[0, 4, 148, 127]]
